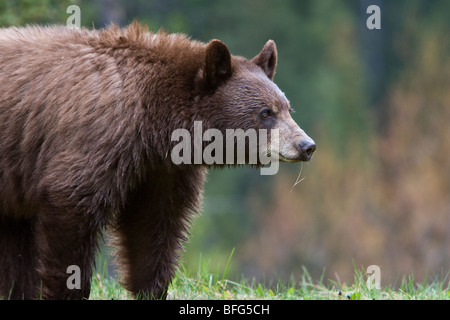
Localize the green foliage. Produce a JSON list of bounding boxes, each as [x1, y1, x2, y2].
[[88, 255, 450, 300], [0, 0, 74, 26]]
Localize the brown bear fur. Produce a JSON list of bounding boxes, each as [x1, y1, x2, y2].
[[0, 22, 314, 299]]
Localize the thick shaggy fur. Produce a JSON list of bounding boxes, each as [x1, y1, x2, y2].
[[0, 22, 207, 299], [0, 22, 311, 299]]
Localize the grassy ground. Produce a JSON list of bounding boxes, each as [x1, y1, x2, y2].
[[89, 255, 450, 300]]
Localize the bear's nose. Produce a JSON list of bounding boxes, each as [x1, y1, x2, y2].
[[299, 140, 316, 161]]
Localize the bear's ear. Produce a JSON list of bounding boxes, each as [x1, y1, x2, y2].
[[251, 40, 277, 80], [203, 39, 232, 89]]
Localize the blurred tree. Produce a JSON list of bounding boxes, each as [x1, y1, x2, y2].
[[0, 0, 73, 26], [98, 0, 125, 27], [238, 0, 450, 285]]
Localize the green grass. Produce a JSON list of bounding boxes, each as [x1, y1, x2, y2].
[[89, 255, 450, 300]]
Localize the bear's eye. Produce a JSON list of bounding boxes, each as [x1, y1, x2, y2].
[[260, 108, 273, 119]]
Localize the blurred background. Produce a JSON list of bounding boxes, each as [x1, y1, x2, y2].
[[1, 0, 449, 288]]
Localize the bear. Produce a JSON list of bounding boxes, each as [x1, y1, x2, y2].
[[0, 21, 315, 299]]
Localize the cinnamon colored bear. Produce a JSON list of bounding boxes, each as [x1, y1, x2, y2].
[[0, 22, 315, 299]]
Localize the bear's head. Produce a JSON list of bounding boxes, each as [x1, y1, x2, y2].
[[172, 39, 315, 168], [201, 39, 315, 164]]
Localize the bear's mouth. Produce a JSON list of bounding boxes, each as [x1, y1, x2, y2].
[[278, 155, 302, 163], [267, 150, 304, 163], [268, 151, 303, 163], [276, 140, 316, 162], [277, 152, 314, 162], [268, 143, 315, 163]]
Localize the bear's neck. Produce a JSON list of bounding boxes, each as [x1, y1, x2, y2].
[[96, 29, 209, 167]]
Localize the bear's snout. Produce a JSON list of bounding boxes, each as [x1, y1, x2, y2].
[[297, 139, 316, 161]]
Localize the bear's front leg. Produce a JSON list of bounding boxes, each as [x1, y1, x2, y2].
[[0, 215, 39, 299], [114, 167, 206, 299], [35, 204, 101, 299]]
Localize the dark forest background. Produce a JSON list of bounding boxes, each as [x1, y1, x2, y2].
[[1, 0, 449, 287]]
